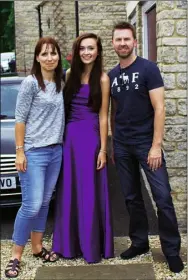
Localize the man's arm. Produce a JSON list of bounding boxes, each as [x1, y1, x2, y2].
[[148, 86, 165, 170]]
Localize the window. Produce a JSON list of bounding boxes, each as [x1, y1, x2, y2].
[[142, 1, 156, 62]]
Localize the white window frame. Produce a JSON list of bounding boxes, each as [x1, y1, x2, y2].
[[142, 1, 156, 59]]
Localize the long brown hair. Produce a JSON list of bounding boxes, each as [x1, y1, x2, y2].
[[64, 33, 103, 113], [31, 37, 63, 93]]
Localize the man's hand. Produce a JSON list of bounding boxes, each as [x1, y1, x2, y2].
[[147, 146, 162, 171]]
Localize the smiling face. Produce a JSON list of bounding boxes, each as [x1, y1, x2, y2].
[[79, 38, 98, 65], [112, 29, 137, 59], [36, 43, 59, 72]]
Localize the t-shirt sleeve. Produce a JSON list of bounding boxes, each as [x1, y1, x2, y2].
[[15, 77, 35, 123], [146, 62, 164, 91]]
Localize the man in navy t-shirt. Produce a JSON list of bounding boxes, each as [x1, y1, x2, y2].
[[109, 21, 183, 273]]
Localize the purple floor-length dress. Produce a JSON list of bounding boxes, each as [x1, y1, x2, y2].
[[52, 84, 114, 263]]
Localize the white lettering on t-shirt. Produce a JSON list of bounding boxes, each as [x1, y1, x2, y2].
[[132, 72, 139, 83], [122, 74, 129, 84], [112, 77, 118, 87]]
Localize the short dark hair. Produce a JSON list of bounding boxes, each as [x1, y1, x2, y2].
[[112, 21, 136, 39]]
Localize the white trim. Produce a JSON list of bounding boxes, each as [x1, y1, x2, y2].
[[130, 12, 136, 26], [142, 1, 156, 13], [142, 1, 156, 59]]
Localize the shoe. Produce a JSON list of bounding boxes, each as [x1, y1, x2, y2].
[[33, 247, 50, 263], [120, 245, 149, 260], [5, 258, 20, 278], [166, 255, 184, 273]]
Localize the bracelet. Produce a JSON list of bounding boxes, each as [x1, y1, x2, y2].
[[16, 145, 24, 150], [100, 149, 107, 154]]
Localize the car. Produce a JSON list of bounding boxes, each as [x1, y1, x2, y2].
[[1, 52, 15, 73], [0, 76, 24, 207]]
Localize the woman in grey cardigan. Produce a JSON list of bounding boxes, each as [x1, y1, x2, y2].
[[5, 37, 65, 278]]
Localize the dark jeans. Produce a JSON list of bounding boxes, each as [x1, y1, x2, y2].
[[114, 141, 181, 256]]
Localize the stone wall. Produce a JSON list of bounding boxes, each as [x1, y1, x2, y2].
[[14, 1, 41, 74], [127, 0, 187, 231], [156, 0, 187, 230]]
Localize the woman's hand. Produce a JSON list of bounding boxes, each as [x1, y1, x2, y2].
[[15, 150, 27, 172], [97, 150, 107, 170]]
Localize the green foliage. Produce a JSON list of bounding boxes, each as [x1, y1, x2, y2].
[[62, 56, 70, 70], [0, 2, 15, 52]]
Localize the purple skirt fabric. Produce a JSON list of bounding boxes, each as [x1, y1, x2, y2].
[[52, 85, 114, 263]]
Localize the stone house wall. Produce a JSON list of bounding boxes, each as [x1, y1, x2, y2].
[[127, 0, 187, 231]]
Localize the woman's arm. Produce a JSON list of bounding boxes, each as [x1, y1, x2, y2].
[[97, 73, 110, 170], [15, 76, 35, 172], [15, 123, 27, 172]]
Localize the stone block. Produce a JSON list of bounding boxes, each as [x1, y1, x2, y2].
[[157, 10, 187, 20], [177, 73, 187, 89], [162, 141, 176, 151], [176, 20, 187, 36], [165, 99, 177, 116], [157, 1, 175, 12], [164, 125, 187, 141], [165, 151, 186, 168], [177, 47, 187, 63], [167, 168, 187, 177], [162, 64, 186, 73], [177, 99, 187, 116], [165, 116, 187, 125], [158, 46, 176, 63], [176, 192, 187, 202], [170, 176, 187, 192], [165, 89, 186, 98], [162, 37, 186, 46], [177, 142, 187, 151], [163, 73, 175, 89], [157, 20, 175, 37]]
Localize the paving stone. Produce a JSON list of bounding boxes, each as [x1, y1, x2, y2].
[[35, 263, 156, 280], [152, 247, 187, 262], [114, 237, 128, 257]]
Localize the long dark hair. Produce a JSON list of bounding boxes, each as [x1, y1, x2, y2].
[[31, 37, 63, 93], [64, 33, 103, 113]]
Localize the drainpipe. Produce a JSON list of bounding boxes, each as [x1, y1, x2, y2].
[[36, 5, 43, 38], [75, 1, 79, 37]]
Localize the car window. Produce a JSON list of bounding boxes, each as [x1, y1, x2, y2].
[[1, 83, 20, 119]]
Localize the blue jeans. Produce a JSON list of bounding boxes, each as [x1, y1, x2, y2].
[[114, 141, 181, 256], [12, 144, 62, 246]]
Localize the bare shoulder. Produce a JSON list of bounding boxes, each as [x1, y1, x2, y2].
[[100, 72, 110, 84]]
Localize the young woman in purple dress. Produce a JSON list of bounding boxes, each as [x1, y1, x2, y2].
[[52, 33, 114, 263]]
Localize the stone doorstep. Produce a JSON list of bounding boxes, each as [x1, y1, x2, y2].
[[151, 247, 187, 263], [35, 263, 156, 280]]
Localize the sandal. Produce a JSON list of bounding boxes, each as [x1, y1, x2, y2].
[[33, 247, 50, 263], [45, 251, 60, 262], [5, 258, 20, 278]]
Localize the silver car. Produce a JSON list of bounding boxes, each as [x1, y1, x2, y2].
[[0, 76, 24, 207]]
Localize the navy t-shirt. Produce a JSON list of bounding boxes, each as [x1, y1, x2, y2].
[[108, 56, 164, 144]]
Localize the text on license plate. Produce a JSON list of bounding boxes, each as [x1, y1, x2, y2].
[[0, 177, 16, 189]]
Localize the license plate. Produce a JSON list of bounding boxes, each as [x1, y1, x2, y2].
[[0, 177, 16, 189]]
